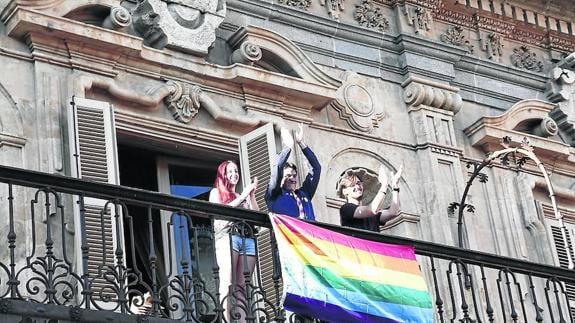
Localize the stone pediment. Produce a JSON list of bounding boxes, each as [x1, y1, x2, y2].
[[227, 26, 341, 88], [464, 99, 573, 159]]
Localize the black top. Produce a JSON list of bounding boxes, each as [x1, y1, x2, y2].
[[339, 203, 381, 232]]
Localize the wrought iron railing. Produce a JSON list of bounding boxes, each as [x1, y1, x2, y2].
[[0, 165, 572, 322]]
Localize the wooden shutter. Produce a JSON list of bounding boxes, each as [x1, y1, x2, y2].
[[543, 204, 575, 319], [238, 123, 279, 314], [69, 98, 122, 297]]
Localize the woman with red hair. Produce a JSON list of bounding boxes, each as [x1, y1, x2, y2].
[[209, 160, 258, 322]]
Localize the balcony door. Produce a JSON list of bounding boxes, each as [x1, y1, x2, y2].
[[156, 157, 219, 301]]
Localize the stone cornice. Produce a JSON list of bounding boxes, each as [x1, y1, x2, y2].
[[464, 100, 572, 161], [454, 56, 548, 91], [433, 0, 575, 53], [3, 6, 339, 111]]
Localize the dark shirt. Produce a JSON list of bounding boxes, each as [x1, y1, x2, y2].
[[265, 146, 321, 220], [339, 203, 381, 232]]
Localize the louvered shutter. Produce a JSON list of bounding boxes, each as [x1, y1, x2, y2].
[[238, 123, 279, 315], [543, 204, 575, 319], [69, 98, 122, 300]]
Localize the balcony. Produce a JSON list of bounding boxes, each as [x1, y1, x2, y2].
[[0, 165, 572, 322]]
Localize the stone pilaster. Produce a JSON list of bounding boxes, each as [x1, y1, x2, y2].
[[402, 76, 464, 245], [547, 53, 575, 146]]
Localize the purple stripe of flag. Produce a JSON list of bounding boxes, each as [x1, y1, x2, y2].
[[284, 293, 402, 323]]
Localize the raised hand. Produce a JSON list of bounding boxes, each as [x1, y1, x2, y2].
[[281, 127, 294, 149], [245, 179, 257, 194], [377, 165, 389, 190], [390, 165, 403, 189], [295, 123, 304, 143]]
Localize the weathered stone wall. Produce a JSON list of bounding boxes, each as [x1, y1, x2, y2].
[[0, 0, 572, 274]]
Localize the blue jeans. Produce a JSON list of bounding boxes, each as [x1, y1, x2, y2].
[[231, 235, 256, 256]]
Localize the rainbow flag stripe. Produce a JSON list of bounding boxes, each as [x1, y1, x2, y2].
[[270, 214, 434, 323]]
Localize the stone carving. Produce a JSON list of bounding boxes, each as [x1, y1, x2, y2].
[[404, 5, 432, 33], [482, 32, 503, 61], [320, 0, 345, 20], [549, 107, 575, 146], [547, 66, 575, 102], [330, 72, 384, 132], [511, 46, 543, 72], [354, 0, 389, 32], [163, 81, 202, 123], [403, 79, 462, 114], [231, 42, 262, 65], [278, 0, 311, 10], [132, 0, 226, 56], [102, 6, 132, 31], [440, 25, 473, 52], [533, 115, 559, 138]]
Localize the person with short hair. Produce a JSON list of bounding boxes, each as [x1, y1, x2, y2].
[[266, 124, 321, 220], [338, 165, 402, 231]]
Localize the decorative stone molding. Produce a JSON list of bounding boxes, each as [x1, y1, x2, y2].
[[481, 32, 503, 61], [132, 4, 165, 49], [102, 6, 132, 31], [440, 25, 473, 52], [163, 81, 202, 123], [354, 0, 389, 33], [549, 107, 575, 147], [80, 77, 269, 128], [131, 0, 225, 55], [465, 99, 572, 155], [430, 0, 575, 54], [329, 72, 383, 132], [402, 77, 462, 114], [226, 26, 342, 89], [278, 0, 311, 10], [230, 42, 262, 65], [404, 5, 433, 34], [320, 0, 345, 20], [546, 52, 575, 102], [511, 46, 543, 73]]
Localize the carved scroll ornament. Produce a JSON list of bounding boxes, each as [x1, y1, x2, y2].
[[163, 81, 202, 123], [403, 80, 462, 114]]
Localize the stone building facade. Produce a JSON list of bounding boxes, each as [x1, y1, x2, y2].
[[0, 0, 574, 321]]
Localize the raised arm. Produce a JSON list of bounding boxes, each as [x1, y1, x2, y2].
[[265, 128, 293, 201], [209, 181, 256, 208], [351, 166, 388, 219], [295, 123, 322, 198], [377, 165, 403, 223], [248, 177, 259, 211]]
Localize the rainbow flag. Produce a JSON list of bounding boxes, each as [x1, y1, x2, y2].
[[270, 214, 434, 323]]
